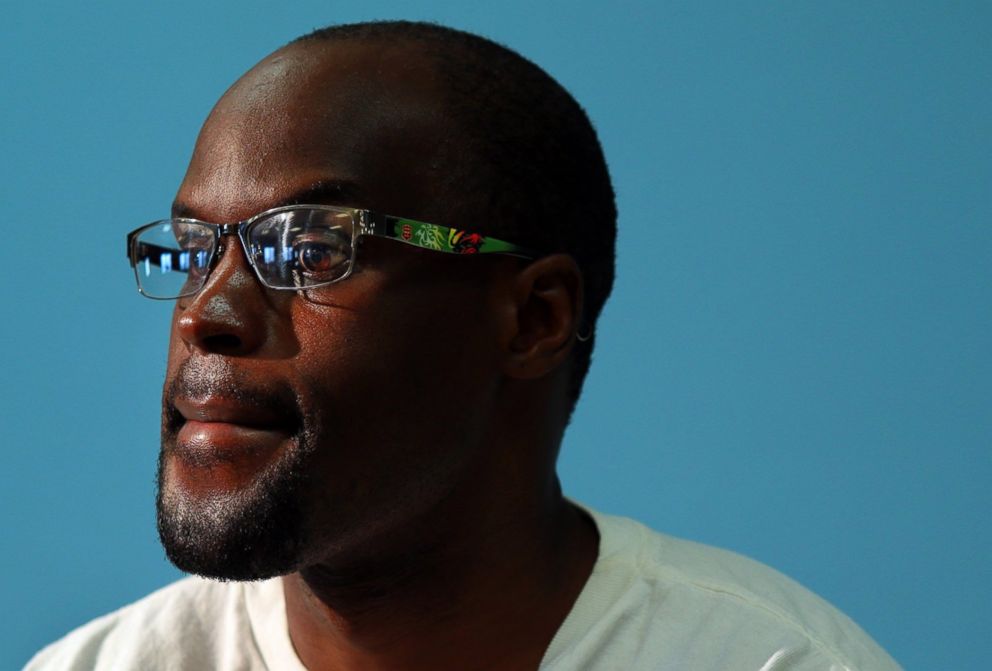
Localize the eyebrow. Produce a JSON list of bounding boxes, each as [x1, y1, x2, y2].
[[170, 179, 366, 220]]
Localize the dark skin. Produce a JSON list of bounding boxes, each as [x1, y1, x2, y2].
[[164, 39, 598, 670]]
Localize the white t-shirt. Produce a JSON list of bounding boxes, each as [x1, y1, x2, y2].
[[26, 504, 902, 670]]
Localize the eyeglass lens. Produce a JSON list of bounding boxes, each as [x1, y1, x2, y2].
[[131, 222, 215, 298], [130, 208, 357, 299]]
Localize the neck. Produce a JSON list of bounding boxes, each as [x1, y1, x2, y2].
[[283, 474, 598, 671]]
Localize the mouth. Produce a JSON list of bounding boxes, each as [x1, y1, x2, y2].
[[174, 396, 293, 429], [167, 395, 298, 478]]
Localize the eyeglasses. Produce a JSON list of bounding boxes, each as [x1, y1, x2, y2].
[[126, 204, 540, 300]]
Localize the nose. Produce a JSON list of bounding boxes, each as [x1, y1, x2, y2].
[[175, 237, 269, 356]]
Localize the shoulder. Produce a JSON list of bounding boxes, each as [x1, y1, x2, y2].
[[544, 504, 902, 670], [25, 576, 270, 670]]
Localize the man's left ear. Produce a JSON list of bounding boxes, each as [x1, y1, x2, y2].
[[499, 253, 583, 379]]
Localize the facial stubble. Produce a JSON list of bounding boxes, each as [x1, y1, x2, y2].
[[156, 379, 317, 581]]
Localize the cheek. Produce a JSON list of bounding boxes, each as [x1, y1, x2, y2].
[[289, 280, 502, 443], [287, 296, 501, 543]]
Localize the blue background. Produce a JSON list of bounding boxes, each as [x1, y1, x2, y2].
[[2, 2, 989, 668]]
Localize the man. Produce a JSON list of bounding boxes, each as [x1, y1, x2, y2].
[[29, 21, 900, 670]]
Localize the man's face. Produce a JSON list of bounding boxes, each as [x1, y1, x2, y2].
[[157, 41, 507, 579]]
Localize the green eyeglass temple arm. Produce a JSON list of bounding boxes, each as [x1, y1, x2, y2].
[[365, 212, 540, 259]]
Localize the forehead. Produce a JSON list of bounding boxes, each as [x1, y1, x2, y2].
[[176, 40, 451, 223]]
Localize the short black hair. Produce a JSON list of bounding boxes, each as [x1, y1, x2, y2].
[[292, 21, 616, 413]]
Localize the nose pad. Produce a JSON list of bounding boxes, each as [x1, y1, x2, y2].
[[176, 236, 268, 355]]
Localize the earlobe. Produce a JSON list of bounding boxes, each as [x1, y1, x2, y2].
[[502, 254, 584, 380]]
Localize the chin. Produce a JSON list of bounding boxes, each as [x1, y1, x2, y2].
[[155, 438, 312, 581]]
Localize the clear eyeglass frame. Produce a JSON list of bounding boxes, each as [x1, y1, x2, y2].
[[126, 204, 541, 300]]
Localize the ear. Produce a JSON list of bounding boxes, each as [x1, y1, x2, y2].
[[500, 254, 584, 380]]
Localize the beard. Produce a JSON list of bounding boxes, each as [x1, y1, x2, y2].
[[156, 360, 315, 581]]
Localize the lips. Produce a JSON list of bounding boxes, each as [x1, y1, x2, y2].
[[174, 396, 291, 429], [170, 396, 295, 470]]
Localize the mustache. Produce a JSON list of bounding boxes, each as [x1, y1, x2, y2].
[[164, 357, 302, 432]]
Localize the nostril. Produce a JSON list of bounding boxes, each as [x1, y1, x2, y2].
[[201, 334, 244, 353]]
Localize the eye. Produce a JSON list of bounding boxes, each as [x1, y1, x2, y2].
[[293, 232, 350, 279], [299, 242, 334, 272], [171, 224, 214, 281]]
